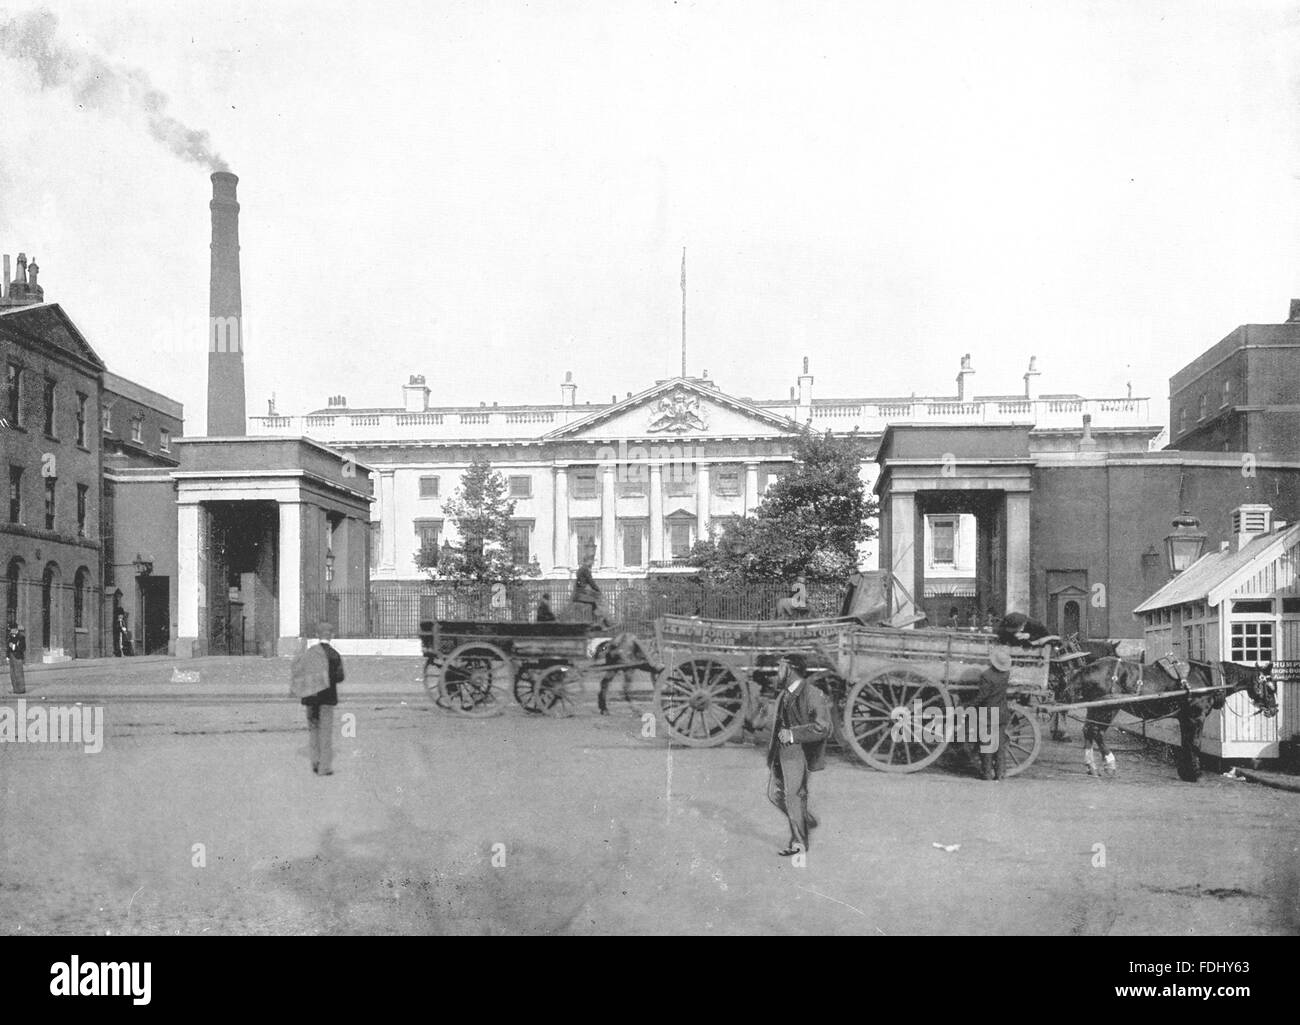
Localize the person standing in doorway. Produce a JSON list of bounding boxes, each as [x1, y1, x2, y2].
[[6, 619, 26, 694], [766, 653, 831, 857], [301, 622, 345, 776]]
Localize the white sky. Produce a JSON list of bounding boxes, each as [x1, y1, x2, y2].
[[2, 0, 1299, 430]]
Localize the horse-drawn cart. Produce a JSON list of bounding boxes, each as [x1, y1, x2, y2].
[[652, 615, 1052, 775], [420, 618, 627, 717]]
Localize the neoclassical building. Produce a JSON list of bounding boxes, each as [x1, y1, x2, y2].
[[247, 355, 1162, 600]]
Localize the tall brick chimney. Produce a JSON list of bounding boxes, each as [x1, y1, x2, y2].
[[207, 171, 246, 435]]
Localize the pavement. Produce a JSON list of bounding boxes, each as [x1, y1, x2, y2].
[[3, 655, 1299, 935]]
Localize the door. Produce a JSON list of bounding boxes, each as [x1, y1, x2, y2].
[[140, 577, 170, 655], [1049, 584, 1090, 642]]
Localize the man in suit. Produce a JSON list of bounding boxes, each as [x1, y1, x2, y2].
[[301, 622, 345, 776], [972, 646, 1012, 780], [6, 619, 26, 694], [766, 653, 832, 856]]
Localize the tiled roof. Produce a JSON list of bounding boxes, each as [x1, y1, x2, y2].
[[1133, 522, 1300, 612]]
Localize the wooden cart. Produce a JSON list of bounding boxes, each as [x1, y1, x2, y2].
[[652, 615, 1052, 775], [420, 618, 614, 717]]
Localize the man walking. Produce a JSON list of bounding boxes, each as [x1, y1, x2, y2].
[[300, 622, 344, 776], [6, 619, 26, 695], [766, 653, 831, 857], [572, 555, 601, 622]]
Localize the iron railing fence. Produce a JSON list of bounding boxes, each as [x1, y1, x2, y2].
[[303, 578, 846, 639]]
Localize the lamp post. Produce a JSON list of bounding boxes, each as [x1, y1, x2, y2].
[[1164, 512, 1207, 574]]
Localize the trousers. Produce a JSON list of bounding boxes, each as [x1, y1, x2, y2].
[[306, 704, 334, 773], [768, 743, 817, 848], [7, 656, 25, 694]]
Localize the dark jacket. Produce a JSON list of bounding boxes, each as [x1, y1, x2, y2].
[[535, 598, 557, 623], [5, 629, 24, 661], [766, 677, 832, 771], [996, 612, 1051, 649], [972, 666, 1010, 714], [302, 642, 344, 707], [573, 565, 600, 604]]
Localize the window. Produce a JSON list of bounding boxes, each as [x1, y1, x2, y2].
[[44, 478, 56, 530], [159, 428, 170, 452], [1231, 599, 1273, 615], [8, 466, 20, 524], [1179, 409, 1187, 433], [418, 476, 440, 499], [73, 567, 89, 629], [75, 393, 87, 447], [1230, 621, 1274, 664], [1283, 597, 1300, 615], [130, 416, 143, 444], [669, 522, 692, 559], [101, 405, 112, 433], [714, 467, 740, 497], [763, 470, 782, 493], [622, 521, 645, 567], [42, 378, 56, 437], [1222, 379, 1232, 408], [413, 519, 442, 551], [76, 484, 88, 537], [508, 475, 532, 499], [571, 466, 598, 500], [6, 364, 22, 427], [931, 518, 957, 566], [1197, 394, 1207, 421], [508, 521, 531, 564], [574, 521, 598, 564]]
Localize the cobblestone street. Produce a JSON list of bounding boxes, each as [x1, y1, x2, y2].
[[1, 657, 1297, 935]]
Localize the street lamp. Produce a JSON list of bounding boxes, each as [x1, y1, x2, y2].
[[1164, 512, 1207, 574], [324, 550, 335, 585]]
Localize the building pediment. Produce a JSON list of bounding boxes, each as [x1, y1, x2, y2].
[[0, 302, 106, 371], [544, 377, 802, 442]]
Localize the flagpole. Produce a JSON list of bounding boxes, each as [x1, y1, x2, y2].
[[680, 246, 687, 378]]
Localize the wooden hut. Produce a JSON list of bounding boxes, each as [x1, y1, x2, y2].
[[1134, 506, 1299, 760]]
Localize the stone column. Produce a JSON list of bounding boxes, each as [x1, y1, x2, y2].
[[695, 461, 711, 543], [176, 502, 201, 657], [888, 492, 917, 619], [649, 463, 664, 564], [278, 502, 303, 654], [744, 461, 760, 513], [553, 465, 570, 572], [600, 464, 617, 569], [1004, 491, 1032, 615], [378, 470, 396, 570]]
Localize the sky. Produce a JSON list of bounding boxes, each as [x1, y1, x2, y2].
[[1, 0, 1299, 432]]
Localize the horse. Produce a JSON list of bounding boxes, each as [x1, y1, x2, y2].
[[592, 625, 663, 715], [1060, 656, 1277, 782], [1046, 636, 1119, 741]]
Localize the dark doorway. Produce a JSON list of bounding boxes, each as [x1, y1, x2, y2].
[[139, 576, 171, 655], [41, 563, 59, 651], [205, 501, 278, 655]]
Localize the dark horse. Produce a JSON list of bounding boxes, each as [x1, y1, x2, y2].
[[1062, 657, 1277, 782]]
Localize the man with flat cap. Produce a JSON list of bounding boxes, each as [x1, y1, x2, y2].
[[766, 652, 832, 857], [299, 621, 345, 776]]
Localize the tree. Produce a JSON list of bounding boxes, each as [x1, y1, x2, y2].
[[415, 457, 540, 583], [689, 430, 877, 584]]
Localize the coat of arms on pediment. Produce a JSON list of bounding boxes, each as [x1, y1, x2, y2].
[[647, 389, 707, 433]]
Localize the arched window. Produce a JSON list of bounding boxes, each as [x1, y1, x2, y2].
[[73, 567, 90, 629], [5, 557, 23, 625], [1198, 394, 1207, 420]]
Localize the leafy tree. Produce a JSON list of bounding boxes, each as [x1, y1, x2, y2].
[[689, 430, 877, 584], [416, 457, 540, 583]]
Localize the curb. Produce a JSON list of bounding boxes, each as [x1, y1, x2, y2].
[[1234, 768, 1300, 794]]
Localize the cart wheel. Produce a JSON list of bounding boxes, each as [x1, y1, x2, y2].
[[533, 665, 582, 718], [514, 669, 542, 713], [843, 667, 951, 772], [655, 657, 746, 747], [1002, 703, 1042, 778], [434, 642, 513, 717]]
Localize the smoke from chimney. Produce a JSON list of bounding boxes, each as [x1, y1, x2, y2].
[[0, 8, 227, 171], [207, 171, 246, 435]]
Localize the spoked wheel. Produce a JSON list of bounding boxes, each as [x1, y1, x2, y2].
[[655, 657, 746, 747], [533, 665, 583, 718], [514, 669, 542, 713], [1002, 703, 1042, 778], [843, 667, 951, 772], [435, 642, 513, 717]]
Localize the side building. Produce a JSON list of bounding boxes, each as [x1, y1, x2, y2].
[[1, 255, 105, 660]]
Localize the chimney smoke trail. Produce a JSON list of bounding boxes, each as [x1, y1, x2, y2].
[[0, 7, 227, 171]]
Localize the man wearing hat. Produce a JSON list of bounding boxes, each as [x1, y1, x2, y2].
[[766, 653, 831, 856], [301, 622, 345, 776], [972, 646, 1013, 780], [6, 618, 26, 695]]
